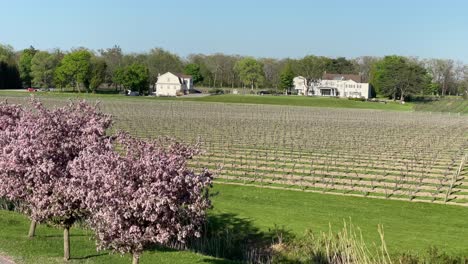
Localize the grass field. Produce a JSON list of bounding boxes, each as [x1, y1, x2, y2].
[[2, 184, 468, 263], [211, 184, 468, 256], [0, 209, 230, 264], [413, 98, 468, 114], [179, 95, 414, 111]]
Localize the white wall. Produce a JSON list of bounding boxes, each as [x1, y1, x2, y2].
[[155, 72, 183, 96], [293, 76, 307, 95], [311, 80, 370, 99]]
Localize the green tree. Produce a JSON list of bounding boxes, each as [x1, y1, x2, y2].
[[18, 46, 37, 87], [370, 56, 429, 101], [0, 44, 21, 89], [31, 51, 61, 88], [98, 45, 123, 90], [0, 44, 15, 63], [184, 63, 203, 84], [114, 63, 149, 94], [86, 57, 107, 93], [54, 50, 92, 92], [279, 63, 295, 92], [326, 57, 357, 74], [234, 57, 264, 91], [146, 48, 183, 88], [0, 61, 21, 89], [293, 55, 329, 80]]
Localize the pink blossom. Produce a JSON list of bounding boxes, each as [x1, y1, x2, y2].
[[69, 133, 212, 256], [0, 98, 112, 227]]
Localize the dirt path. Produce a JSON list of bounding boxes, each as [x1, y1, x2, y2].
[[0, 255, 15, 264]]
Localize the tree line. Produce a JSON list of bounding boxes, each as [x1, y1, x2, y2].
[[1, 43, 467, 99]]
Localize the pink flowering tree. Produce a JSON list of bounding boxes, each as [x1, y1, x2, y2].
[[0, 102, 24, 202], [0, 99, 112, 261], [69, 133, 213, 264]]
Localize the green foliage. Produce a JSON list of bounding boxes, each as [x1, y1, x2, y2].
[[0, 61, 21, 89], [54, 50, 92, 92], [98, 45, 123, 86], [208, 88, 225, 95], [18, 46, 37, 87], [325, 57, 358, 74], [114, 63, 149, 94], [184, 63, 203, 84], [278, 63, 295, 91], [234, 57, 264, 89], [30, 51, 61, 88], [146, 48, 183, 85], [0, 44, 15, 64], [87, 57, 107, 93], [0, 44, 21, 89], [291, 55, 329, 80], [370, 56, 430, 101]]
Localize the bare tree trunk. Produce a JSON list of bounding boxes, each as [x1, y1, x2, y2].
[[132, 252, 140, 264], [64, 227, 70, 261], [28, 220, 36, 238]]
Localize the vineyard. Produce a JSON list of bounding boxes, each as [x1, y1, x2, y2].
[[5, 96, 468, 206]]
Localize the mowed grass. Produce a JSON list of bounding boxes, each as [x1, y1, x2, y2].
[[180, 95, 414, 111], [413, 98, 468, 114], [211, 184, 468, 256], [2, 184, 468, 263], [0, 210, 230, 264]]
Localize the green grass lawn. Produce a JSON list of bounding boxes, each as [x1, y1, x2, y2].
[[413, 98, 468, 114], [210, 184, 468, 256], [1, 184, 468, 263], [179, 95, 414, 111], [0, 210, 231, 264]]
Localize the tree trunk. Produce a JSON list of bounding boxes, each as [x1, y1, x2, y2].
[[64, 227, 70, 261], [132, 252, 140, 264], [28, 220, 36, 238]]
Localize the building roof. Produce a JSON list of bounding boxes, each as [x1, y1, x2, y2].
[[322, 73, 362, 83], [175, 73, 192, 79]]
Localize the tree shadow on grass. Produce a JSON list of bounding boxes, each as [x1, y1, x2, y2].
[[148, 213, 294, 263], [71, 252, 107, 260]]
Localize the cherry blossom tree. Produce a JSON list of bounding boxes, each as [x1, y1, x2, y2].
[[69, 133, 213, 264], [0, 99, 112, 261], [0, 101, 24, 200]]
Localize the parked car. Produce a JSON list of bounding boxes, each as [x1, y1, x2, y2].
[[258, 90, 271, 95], [27, 87, 37, 92], [126, 90, 140, 96]]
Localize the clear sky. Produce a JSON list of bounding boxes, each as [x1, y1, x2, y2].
[[1, 0, 468, 61]]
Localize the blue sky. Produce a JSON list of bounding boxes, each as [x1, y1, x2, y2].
[[1, 0, 468, 61]]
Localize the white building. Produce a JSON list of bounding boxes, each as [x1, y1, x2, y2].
[[155, 72, 193, 97], [294, 73, 370, 99], [293, 76, 308, 95]]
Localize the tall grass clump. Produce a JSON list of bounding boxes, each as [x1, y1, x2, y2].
[[270, 221, 392, 264]]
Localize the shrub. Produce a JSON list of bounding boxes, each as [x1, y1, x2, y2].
[[348, 97, 366, 101], [209, 88, 225, 95]]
